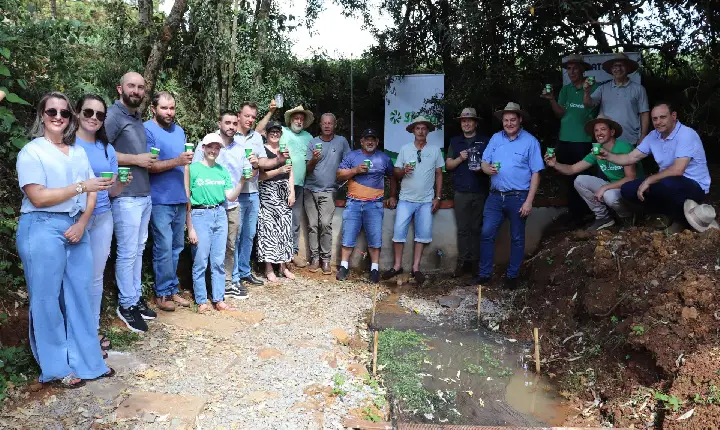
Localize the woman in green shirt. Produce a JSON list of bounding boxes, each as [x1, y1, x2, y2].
[[184, 134, 250, 312]]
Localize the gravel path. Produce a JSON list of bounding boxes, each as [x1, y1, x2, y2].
[[0, 275, 386, 429]]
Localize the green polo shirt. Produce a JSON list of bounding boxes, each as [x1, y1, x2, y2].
[[582, 139, 644, 182], [558, 82, 599, 143]]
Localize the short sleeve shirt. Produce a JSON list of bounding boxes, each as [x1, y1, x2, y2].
[[394, 143, 445, 203], [105, 101, 150, 197], [17, 137, 95, 216], [232, 129, 266, 194], [304, 135, 351, 192], [192, 135, 252, 208], [590, 80, 649, 144], [582, 139, 644, 182], [447, 134, 490, 193], [188, 162, 233, 206], [636, 122, 711, 193], [558, 82, 599, 142], [279, 127, 312, 186], [75, 137, 118, 214], [482, 129, 544, 192], [339, 149, 394, 201], [145, 120, 188, 205]]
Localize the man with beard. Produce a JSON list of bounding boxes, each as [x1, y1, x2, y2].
[[544, 114, 641, 231], [335, 128, 397, 283], [106, 71, 157, 332], [144, 92, 193, 311]]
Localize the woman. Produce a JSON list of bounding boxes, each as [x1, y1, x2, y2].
[[186, 133, 249, 312], [16, 92, 115, 388], [75, 94, 132, 359], [257, 121, 295, 282]]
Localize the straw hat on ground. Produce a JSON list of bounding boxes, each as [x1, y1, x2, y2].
[[584, 114, 623, 138], [493, 102, 528, 121], [562, 54, 592, 71], [684, 200, 719, 232], [405, 115, 436, 133], [284, 105, 314, 129], [601, 53, 639, 75], [455, 107, 480, 121]]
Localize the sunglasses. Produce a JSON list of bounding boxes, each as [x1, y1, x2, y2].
[[416, 149, 422, 163], [82, 108, 106, 122], [44, 108, 72, 119]]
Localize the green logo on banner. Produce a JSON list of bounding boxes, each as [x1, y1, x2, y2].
[[389, 110, 402, 124]]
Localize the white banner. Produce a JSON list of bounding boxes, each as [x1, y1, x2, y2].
[[561, 53, 642, 85], [384, 74, 444, 158]]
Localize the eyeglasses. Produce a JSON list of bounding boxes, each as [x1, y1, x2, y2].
[[44, 108, 72, 119], [416, 149, 422, 163], [81, 108, 106, 122]]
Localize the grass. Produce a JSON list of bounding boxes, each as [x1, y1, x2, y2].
[[0, 343, 38, 402], [331, 373, 347, 397], [104, 327, 141, 350]]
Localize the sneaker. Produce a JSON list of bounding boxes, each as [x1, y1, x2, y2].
[[336, 266, 349, 281], [235, 284, 249, 300], [369, 269, 380, 284], [116, 306, 148, 333], [136, 298, 157, 320], [225, 282, 243, 299], [585, 216, 615, 231]]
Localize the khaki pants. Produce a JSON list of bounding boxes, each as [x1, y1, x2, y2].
[[224, 205, 239, 283], [304, 189, 336, 261]]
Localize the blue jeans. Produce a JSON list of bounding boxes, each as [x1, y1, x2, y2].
[[191, 206, 228, 304], [87, 210, 113, 330], [621, 176, 705, 223], [150, 203, 186, 297], [234, 192, 259, 280], [16, 212, 109, 382], [479, 192, 528, 279], [112, 196, 152, 309], [392, 200, 433, 244], [342, 199, 384, 248]]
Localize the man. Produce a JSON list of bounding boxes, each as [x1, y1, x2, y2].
[[544, 114, 642, 231], [382, 116, 444, 286], [446, 107, 490, 277], [542, 54, 599, 220], [106, 72, 157, 332], [144, 92, 193, 311], [304, 113, 350, 274], [336, 129, 397, 283], [584, 53, 650, 145], [474, 102, 543, 289], [598, 102, 710, 232]]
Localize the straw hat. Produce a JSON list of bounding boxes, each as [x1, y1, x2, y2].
[[601, 53, 639, 75], [562, 54, 592, 71], [493, 102, 528, 121], [405, 115, 436, 133], [455, 107, 480, 121], [584, 114, 623, 138], [284, 105, 314, 129], [684, 200, 719, 232]]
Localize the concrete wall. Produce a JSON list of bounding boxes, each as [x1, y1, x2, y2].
[[296, 205, 566, 273]]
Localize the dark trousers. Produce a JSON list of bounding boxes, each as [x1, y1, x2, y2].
[[557, 141, 594, 218], [454, 191, 486, 263], [621, 176, 705, 224]]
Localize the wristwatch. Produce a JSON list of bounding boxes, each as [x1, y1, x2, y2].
[[75, 182, 84, 195], [434, 196, 441, 201]]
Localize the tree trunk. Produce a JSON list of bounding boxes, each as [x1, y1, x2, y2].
[[138, 0, 153, 27], [228, 0, 240, 105], [253, 0, 272, 87], [50, 0, 57, 18], [140, 0, 189, 114]]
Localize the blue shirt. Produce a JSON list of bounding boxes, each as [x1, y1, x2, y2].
[[636, 122, 710, 193], [482, 129, 544, 192], [339, 150, 394, 201], [75, 137, 118, 214], [193, 138, 253, 209], [145, 120, 188, 205], [105, 101, 150, 197], [448, 134, 490, 193], [17, 137, 95, 216]]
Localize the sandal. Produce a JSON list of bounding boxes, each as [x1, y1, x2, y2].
[[99, 335, 112, 351], [102, 349, 108, 360], [54, 374, 86, 389], [89, 368, 116, 381], [214, 301, 237, 311], [197, 303, 212, 313]]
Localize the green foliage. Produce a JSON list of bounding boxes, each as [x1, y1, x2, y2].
[[361, 405, 382, 422], [654, 391, 682, 412], [631, 325, 646, 336], [0, 343, 38, 402], [104, 327, 141, 351]]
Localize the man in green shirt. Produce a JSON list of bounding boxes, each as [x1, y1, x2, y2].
[[542, 54, 599, 222], [544, 115, 642, 231]]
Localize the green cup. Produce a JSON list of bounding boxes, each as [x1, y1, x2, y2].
[[100, 172, 113, 179], [587, 76, 596, 86], [118, 167, 130, 183], [592, 143, 602, 155], [363, 159, 371, 169], [408, 160, 416, 168], [245, 148, 253, 158], [314, 142, 323, 151], [150, 147, 160, 156], [279, 142, 287, 152], [242, 167, 252, 179], [493, 161, 501, 171], [545, 84, 552, 94], [184, 143, 194, 152], [286, 159, 293, 166], [546, 147, 555, 157]]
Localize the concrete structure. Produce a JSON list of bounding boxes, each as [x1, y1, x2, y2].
[[296, 205, 566, 273]]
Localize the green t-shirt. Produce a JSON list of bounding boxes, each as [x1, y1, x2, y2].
[[279, 126, 312, 186], [188, 162, 232, 206], [558, 82, 599, 143], [582, 139, 644, 182]]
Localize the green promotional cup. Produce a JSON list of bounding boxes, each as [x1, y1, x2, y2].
[[244, 148, 253, 158], [279, 142, 287, 152], [150, 147, 160, 156], [545, 84, 552, 94], [363, 159, 371, 169], [546, 147, 555, 157], [408, 160, 416, 168], [587, 76, 596, 86], [314, 142, 323, 151], [184, 143, 194, 152], [286, 159, 293, 166], [242, 167, 252, 179], [118, 167, 130, 183], [493, 161, 501, 171], [100, 172, 113, 179], [592, 143, 602, 155]]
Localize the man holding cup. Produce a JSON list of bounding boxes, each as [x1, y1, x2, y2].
[[144, 91, 193, 312], [445, 107, 490, 277], [474, 102, 544, 289]]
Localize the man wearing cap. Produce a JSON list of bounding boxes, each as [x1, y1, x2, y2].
[[474, 103, 544, 289], [304, 113, 350, 275], [544, 114, 642, 231], [542, 54, 599, 221], [584, 53, 650, 145], [382, 116, 444, 286], [445, 107, 490, 276], [598, 102, 710, 232], [335, 128, 397, 283]]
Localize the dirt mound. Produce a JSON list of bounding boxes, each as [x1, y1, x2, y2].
[[663, 346, 720, 429]]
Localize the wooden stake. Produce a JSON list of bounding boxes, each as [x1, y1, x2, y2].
[[372, 331, 379, 375], [371, 284, 378, 326], [477, 285, 482, 324], [533, 327, 541, 374]]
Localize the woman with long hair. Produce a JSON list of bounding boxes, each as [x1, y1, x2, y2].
[[16, 92, 115, 388], [75, 94, 132, 358], [257, 121, 295, 283]]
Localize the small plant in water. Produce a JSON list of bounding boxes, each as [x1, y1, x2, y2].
[[497, 367, 514, 378], [464, 361, 486, 376]]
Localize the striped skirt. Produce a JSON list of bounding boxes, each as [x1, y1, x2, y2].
[[256, 179, 293, 263]]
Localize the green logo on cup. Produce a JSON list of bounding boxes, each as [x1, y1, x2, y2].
[[184, 143, 194, 152], [286, 159, 292, 166], [242, 167, 252, 179], [364, 159, 371, 169], [315, 143, 323, 150], [118, 167, 130, 183], [245, 148, 253, 158], [592, 143, 601, 155], [150, 147, 160, 155], [546, 148, 555, 157], [408, 160, 416, 168], [494, 161, 501, 170]]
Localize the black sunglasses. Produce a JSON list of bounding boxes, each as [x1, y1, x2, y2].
[[44, 108, 72, 119], [82, 108, 106, 122], [416, 149, 422, 163]]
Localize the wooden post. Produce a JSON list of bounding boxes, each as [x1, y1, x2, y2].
[[371, 285, 378, 326], [372, 331, 379, 375], [533, 328, 541, 374], [477, 285, 482, 324]]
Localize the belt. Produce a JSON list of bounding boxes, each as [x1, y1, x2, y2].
[[191, 204, 221, 210], [490, 189, 527, 196]]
